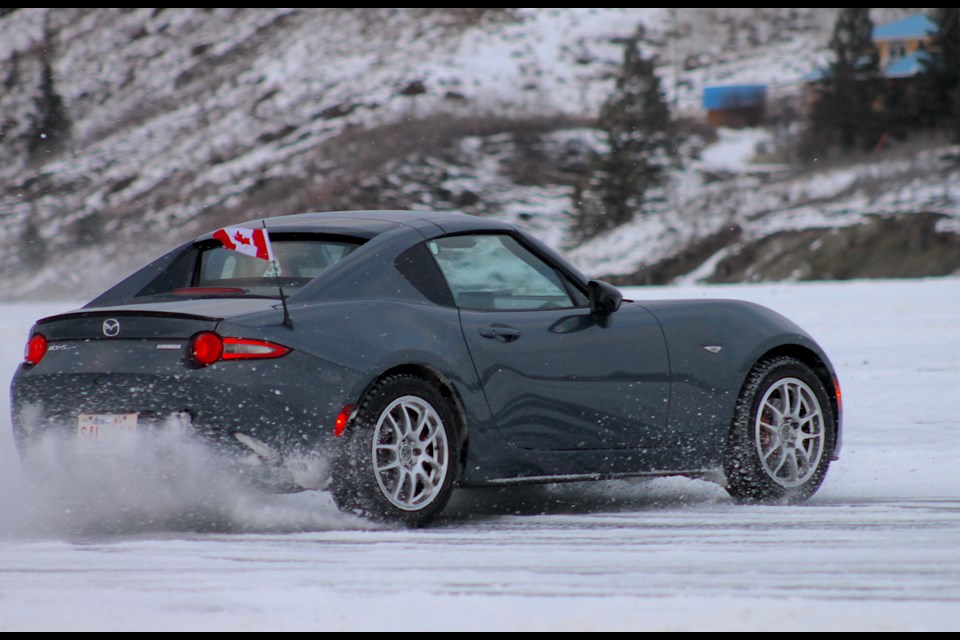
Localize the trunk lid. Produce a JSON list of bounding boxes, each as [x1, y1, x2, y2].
[[35, 298, 279, 340]]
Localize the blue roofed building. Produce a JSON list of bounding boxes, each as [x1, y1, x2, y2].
[[805, 13, 937, 84], [702, 84, 767, 128], [702, 14, 938, 128], [802, 13, 938, 114], [872, 14, 937, 69]]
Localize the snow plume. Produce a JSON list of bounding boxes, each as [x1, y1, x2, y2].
[[0, 423, 369, 538]]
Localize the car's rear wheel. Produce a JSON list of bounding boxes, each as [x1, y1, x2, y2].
[[724, 356, 835, 503], [331, 375, 458, 526]]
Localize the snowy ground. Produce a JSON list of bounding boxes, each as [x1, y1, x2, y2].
[[1, 278, 959, 631]]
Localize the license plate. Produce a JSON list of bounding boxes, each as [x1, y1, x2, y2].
[[77, 413, 139, 454]]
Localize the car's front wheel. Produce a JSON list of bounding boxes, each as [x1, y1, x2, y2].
[[331, 375, 458, 526], [724, 356, 835, 503]]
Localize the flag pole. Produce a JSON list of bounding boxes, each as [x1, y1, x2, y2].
[[262, 220, 294, 330]]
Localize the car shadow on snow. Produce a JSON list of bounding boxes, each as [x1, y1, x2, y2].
[[437, 476, 733, 524]]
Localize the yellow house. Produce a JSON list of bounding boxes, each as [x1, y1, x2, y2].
[[803, 13, 938, 111], [872, 14, 937, 76]]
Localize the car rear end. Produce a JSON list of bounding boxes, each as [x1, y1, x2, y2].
[[11, 226, 380, 470], [9, 300, 335, 471]]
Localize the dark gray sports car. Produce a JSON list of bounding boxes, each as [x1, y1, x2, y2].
[[11, 210, 842, 525]]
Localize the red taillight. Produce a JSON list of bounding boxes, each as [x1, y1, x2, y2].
[[190, 332, 290, 366], [24, 333, 48, 366], [191, 332, 224, 366]]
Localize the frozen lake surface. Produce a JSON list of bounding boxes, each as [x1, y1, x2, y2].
[[2, 279, 959, 631]]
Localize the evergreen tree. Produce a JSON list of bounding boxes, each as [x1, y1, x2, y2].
[[919, 8, 960, 139], [805, 8, 884, 156], [27, 20, 71, 162], [19, 217, 47, 270], [573, 31, 678, 239]]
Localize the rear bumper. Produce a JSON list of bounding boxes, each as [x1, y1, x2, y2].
[[10, 351, 363, 460]]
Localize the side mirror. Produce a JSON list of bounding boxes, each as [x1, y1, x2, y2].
[[588, 280, 623, 317]]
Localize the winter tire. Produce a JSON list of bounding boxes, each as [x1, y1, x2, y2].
[[724, 356, 835, 503], [331, 375, 458, 526]]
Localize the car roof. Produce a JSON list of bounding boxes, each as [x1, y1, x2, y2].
[[232, 210, 511, 239]]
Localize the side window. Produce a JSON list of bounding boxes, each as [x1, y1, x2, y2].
[[427, 234, 584, 311]]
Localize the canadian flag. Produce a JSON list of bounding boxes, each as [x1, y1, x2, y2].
[[212, 227, 275, 262]]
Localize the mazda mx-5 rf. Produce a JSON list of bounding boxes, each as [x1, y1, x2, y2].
[[11, 210, 842, 525]]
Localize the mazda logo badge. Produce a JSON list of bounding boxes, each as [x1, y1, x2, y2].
[[102, 318, 121, 337]]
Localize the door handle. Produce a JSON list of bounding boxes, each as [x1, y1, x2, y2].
[[478, 324, 521, 342]]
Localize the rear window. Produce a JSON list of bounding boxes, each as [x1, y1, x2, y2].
[[136, 235, 363, 298]]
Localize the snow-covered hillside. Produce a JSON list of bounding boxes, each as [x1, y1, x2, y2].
[[1, 8, 955, 300]]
